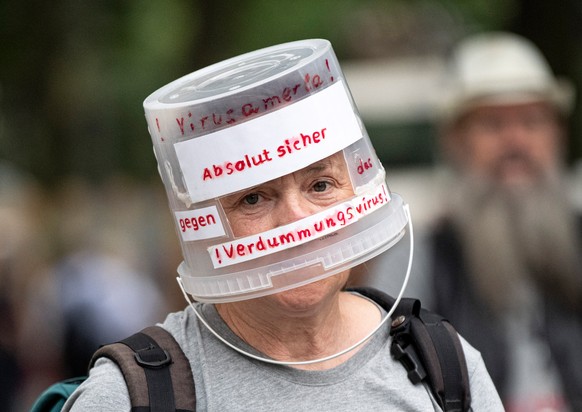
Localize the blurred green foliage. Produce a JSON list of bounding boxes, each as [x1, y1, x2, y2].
[[0, 0, 580, 186]]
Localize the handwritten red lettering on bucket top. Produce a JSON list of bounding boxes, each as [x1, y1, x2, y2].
[[154, 65, 337, 142]]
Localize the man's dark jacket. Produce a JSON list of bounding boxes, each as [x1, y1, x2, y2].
[[429, 216, 582, 410]]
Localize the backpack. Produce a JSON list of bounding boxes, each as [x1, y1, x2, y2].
[[352, 287, 472, 412], [30, 325, 196, 412], [30, 287, 471, 412]]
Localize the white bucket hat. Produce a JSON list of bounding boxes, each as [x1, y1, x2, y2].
[[439, 32, 575, 123]]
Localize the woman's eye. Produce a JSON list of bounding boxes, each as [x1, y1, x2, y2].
[[313, 181, 329, 192], [243, 193, 260, 205]]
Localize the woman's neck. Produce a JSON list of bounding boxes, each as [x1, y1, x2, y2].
[[215, 291, 382, 370]]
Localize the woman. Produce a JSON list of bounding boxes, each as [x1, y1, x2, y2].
[[63, 39, 502, 411]]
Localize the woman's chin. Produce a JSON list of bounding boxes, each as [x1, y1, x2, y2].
[[266, 272, 350, 314]]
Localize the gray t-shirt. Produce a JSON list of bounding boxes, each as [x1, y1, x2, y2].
[[63, 301, 503, 411]]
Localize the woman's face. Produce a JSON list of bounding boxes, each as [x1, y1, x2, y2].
[[219, 151, 355, 311], [220, 151, 354, 237]]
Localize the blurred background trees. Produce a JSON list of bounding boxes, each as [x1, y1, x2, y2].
[[1, 0, 581, 186], [2, 2, 582, 410]]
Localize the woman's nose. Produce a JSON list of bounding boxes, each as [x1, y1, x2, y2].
[[274, 192, 318, 227]]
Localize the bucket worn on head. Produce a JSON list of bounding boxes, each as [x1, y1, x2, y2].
[[143, 39, 408, 303]]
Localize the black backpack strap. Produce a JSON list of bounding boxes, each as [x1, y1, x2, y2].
[[90, 325, 196, 412], [348, 287, 471, 412]]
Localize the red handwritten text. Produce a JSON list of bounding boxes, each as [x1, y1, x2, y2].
[[179, 213, 217, 233], [357, 158, 373, 175], [211, 183, 389, 266], [159, 70, 335, 141], [201, 128, 327, 181]]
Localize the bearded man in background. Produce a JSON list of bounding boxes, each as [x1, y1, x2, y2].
[[431, 32, 582, 412]]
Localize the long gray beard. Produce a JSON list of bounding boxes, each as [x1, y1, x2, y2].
[[447, 174, 582, 313]]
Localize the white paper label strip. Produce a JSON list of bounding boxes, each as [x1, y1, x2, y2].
[[208, 182, 390, 268], [175, 206, 226, 241], [174, 81, 362, 203]]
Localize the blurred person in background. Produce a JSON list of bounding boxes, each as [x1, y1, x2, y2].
[[431, 31, 582, 411], [0, 162, 61, 412], [17, 178, 170, 410], [0, 162, 39, 412]]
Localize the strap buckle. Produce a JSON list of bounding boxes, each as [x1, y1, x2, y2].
[[391, 340, 427, 384], [134, 345, 172, 368]]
